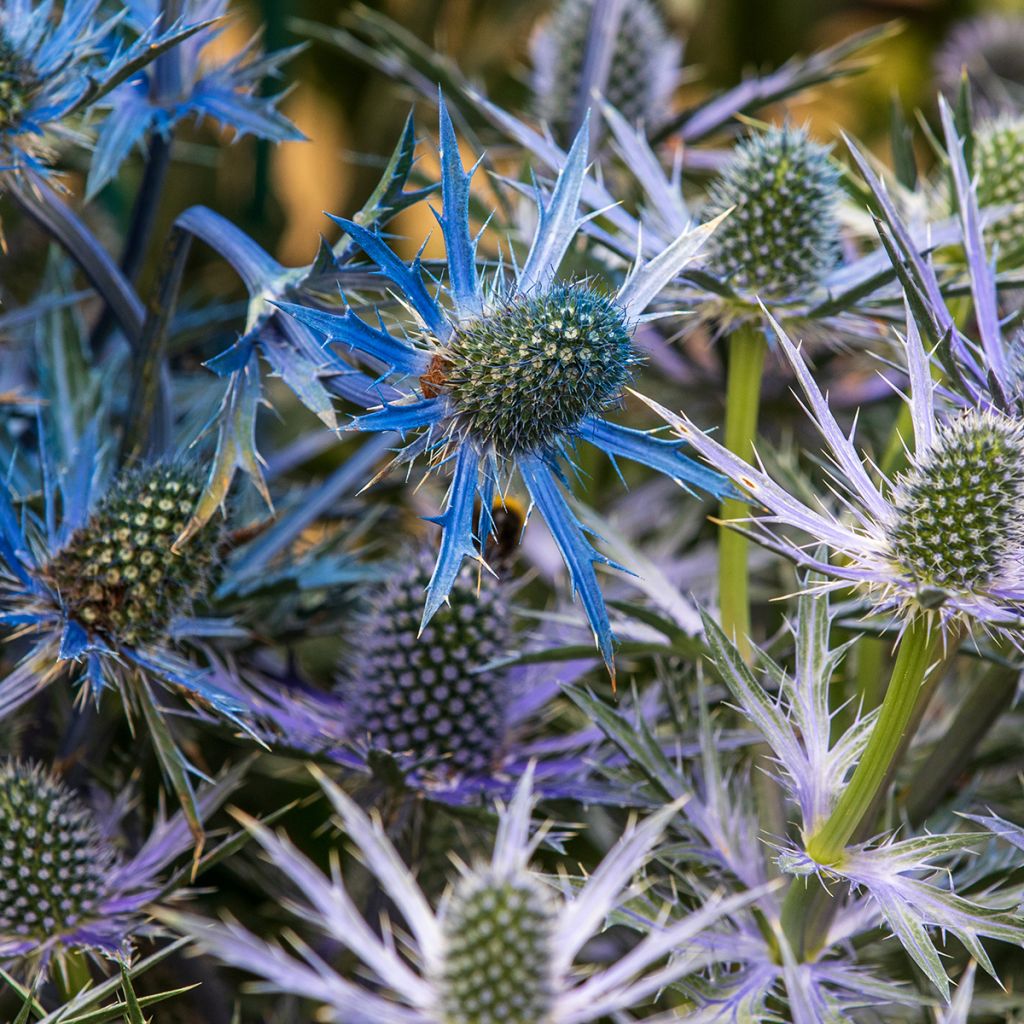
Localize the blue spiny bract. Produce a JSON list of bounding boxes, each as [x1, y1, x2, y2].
[[43, 464, 221, 648], [889, 410, 1024, 594], [0, 32, 30, 131], [346, 560, 512, 776], [973, 115, 1024, 264], [704, 125, 841, 305], [0, 761, 115, 941], [439, 869, 556, 1024], [442, 286, 636, 457], [532, 0, 679, 142]]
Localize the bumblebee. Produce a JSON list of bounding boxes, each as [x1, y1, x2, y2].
[[482, 497, 527, 572]]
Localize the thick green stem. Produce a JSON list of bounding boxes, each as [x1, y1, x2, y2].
[[719, 322, 767, 661], [807, 614, 940, 864]]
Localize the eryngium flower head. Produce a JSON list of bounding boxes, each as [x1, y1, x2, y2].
[[972, 115, 1024, 264], [888, 411, 1024, 594], [637, 312, 1024, 636], [0, 759, 234, 967], [531, 0, 681, 143], [0, 1, 198, 174], [43, 463, 220, 647], [345, 559, 512, 776], [443, 285, 637, 457], [165, 766, 764, 1023], [276, 103, 729, 670], [439, 870, 556, 1023], [935, 14, 1024, 117], [704, 125, 841, 306], [0, 761, 115, 944]]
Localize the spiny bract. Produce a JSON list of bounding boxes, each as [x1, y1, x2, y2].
[[43, 463, 220, 647], [0, 761, 115, 941], [704, 125, 841, 303], [973, 115, 1024, 265], [889, 410, 1024, 593], [0, 32, 30, 131], [532, 0, 678, 141], [442, 285, 636, 457], [345, 559, 513, 775], [439, 869, 556, 1024]]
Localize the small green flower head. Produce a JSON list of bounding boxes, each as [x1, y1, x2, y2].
[[0, 761, 115, 941], [889, 410, 1024, 594], [346, 559, 513, 776], [532, 0, 679, 143], [705, 125, 841, 305], [439, 868, 556, 1024], [0, 33, 32, 132], [44, 463, 221, 647], [973, 115, 1024, 265], [441, 285, 636, 457]]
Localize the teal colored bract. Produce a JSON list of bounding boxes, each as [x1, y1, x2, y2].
[[890, 411, 1024, 593], [347, 561, 512, 774], [44, 464, 220, 647], [440, 869, 556, 1024], [705, 126, 841, 302], [0, 762, 115, 941], [445, 286, 635, 457]]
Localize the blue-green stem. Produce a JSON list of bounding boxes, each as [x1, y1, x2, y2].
[[807, 613, 941, 864], [719, 321, 767, 661]]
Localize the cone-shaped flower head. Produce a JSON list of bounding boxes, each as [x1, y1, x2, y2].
[[888, 410, 1024, 595], [163, 766, 766, 1022], [972, 115, 1024, 264], [531, 0, 680, 144], [704, 125, 841, 307], [346, 559, 512, 776], [438, 868, 556, 1023], [0, 761, 115, 945], [43, 463, 221, 647], [635, 311, 1024, 636], [0, 759, 239, 966], [275, 102, 730, 671], [442, 285, 638, 457], [0, 1, 202, 174]]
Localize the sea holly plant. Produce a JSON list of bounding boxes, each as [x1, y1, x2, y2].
[[163, 765, 770, 1023], [0, 758, 238, 978], [0, 414, 252, 840], [274, 102, 732, 672], [0, 0, 209, 177], [212, 550, 668, 810], [702, 590, 1024, 999]]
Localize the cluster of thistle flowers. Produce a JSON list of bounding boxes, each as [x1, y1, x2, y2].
[[2, 0, 1024, 1021]]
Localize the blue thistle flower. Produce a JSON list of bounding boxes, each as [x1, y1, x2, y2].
[[87, 0, 305, 197], [704, 125, 841, 308], [530, 0, 681, 146], [0, 428, 250, 835], [163, 766, 766, 1023], [276, 102, 732, 670], [637, 316, 1024, 638], [0, 758, 237, 970], [219, 552, 641, 806], [0, 0, 203, 176]]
